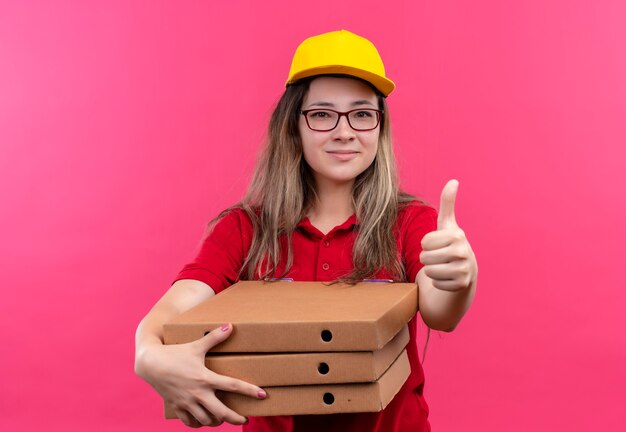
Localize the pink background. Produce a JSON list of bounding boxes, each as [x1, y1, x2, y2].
[[1, 1, 625, 430]]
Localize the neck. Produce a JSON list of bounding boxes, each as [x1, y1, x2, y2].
[[307, 178, 355, 234]]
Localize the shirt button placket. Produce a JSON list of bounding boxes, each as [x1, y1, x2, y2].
[[319, 237, 331, 276]]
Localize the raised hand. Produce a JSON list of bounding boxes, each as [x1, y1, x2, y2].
[[420, 180, 477, 292]]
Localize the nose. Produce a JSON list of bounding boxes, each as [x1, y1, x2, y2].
[[332, 114, 356, 142]]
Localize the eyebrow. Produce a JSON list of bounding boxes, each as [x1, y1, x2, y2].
[[305, 99, 377, 109]]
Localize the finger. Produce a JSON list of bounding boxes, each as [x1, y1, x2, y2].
[[420, 244, 467, 265], [423, 261, 469, 281], [194, 323, 234, 353], [210, 372, 267, 400], [174, 408, 202, 428], [421, 229, 458, 251], [438, 179, 459, 230], [432, 279, 469, 292], [185, 403, 221, 427], [202, 392, 248, 425]]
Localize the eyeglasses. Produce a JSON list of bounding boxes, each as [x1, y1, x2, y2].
[[300, 108, 383, 132]]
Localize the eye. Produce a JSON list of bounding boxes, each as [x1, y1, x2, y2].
[[309, 110, 332, 118], [354, 110, 374, 118]]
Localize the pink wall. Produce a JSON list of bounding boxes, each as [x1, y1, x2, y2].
[[1, 1, 624, 431]]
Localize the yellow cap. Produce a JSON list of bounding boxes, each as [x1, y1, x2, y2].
[[286, 30, 395, 96]]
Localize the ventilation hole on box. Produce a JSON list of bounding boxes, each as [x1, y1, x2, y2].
[[321, 330, 333, 342], [323, 393, 335, 405], [318, 362, 330, 375]]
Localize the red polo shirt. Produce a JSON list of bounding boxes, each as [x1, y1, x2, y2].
[[175, 201, 437, 432]]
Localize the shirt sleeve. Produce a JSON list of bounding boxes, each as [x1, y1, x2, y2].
[[173, 209, 253, 294], [400, 202, 438, 283]]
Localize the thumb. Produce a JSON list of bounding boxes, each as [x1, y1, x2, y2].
[[195, 323, 233, 353], [437, 179, 459, 229]]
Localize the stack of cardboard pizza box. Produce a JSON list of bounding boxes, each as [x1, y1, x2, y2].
[[163, 280, 417, 417]]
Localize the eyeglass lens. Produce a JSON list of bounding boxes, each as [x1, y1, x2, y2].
[[304, 109, 380, 131]]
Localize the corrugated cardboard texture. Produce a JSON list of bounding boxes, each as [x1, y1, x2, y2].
[[163, 281, 417, 352], [203, 325, 410, 386], [165, 349, 410, 418]]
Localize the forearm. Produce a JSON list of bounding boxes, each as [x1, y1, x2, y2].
[[135, 279, 215, 372], [135, 302, 187, 380], [136, 302, 178, 352], [133, 278, 260, 427], [417, 268, 476, 332]]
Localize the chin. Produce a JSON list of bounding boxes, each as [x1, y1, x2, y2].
[[323, 167, 370, 184]]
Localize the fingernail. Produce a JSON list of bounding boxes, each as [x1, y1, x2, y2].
[[220, 323, 230, 332], [257, 389, 267, 399], [243, 417, 249, 424]]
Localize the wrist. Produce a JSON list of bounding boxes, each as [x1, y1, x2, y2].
[[134, 338, 163, 379]]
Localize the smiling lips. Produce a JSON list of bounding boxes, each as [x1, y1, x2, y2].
[[326, 150, 360, 161]]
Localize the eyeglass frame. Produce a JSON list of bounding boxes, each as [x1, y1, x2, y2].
[[300, 108, 384, 132]]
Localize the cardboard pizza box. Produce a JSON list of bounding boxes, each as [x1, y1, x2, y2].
[[202, 325, 409, 386], [165, 348, 410, 418], [163, 280, 417, 352]]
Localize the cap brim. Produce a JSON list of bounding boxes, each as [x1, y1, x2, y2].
[[286, 65, 395, 96]]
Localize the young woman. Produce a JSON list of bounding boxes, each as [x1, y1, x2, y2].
[[135, 30, 477, 431]]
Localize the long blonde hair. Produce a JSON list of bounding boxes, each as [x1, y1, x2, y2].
[[215, 76, 417, 282]]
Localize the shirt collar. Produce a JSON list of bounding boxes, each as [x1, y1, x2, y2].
[[297, 214, 358, 238]]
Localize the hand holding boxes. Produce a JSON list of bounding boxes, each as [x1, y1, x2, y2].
[[163, 280, 417, 417]]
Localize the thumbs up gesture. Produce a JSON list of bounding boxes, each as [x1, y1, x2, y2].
[[420, 180, 477, 292]]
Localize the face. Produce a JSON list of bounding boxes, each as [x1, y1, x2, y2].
[[299, 76, 380, 188]]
